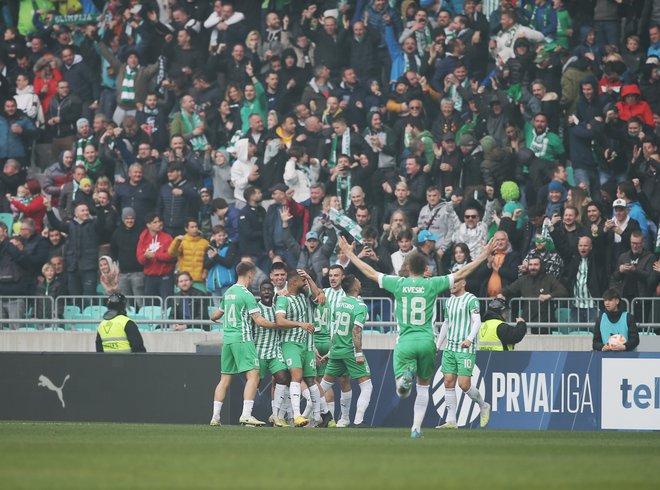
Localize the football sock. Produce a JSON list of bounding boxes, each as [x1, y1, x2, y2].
[[354, 379, 373, 425], [212, 401, 223, 420], [273, 383, 286, 419], [241, 400, 254, 419], [320, 379, 333, 393], [309, 384, 322, 421], [302, 388, 313, 418], [290, 382, 302, 418], [465, 385, 485, 408], [445, 387, 457, 424], [319, 395, 329, 414], [412, 384, 429, 432], [340, 390, 352, 422], [328, 401, 335, 419]]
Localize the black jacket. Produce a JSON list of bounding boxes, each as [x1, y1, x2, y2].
[[62, 59, 99, 103], [46, 94, 82, 139], [110, 223, 143, 273], [157, 179, 200, 235], [552, 228, 610, 300], [114, 180, 157, 228], [47, 210, 102, 272], [168, 288, 210, 331], [238, 204, 266, 257]]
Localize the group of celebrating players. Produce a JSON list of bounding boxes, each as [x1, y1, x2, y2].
[[209, 236, 494, 438]]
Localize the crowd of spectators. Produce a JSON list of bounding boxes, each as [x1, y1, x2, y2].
[[0, 0, 660, 329]]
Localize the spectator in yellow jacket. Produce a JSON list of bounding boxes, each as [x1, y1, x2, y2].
[[168, 218, 210, 292]]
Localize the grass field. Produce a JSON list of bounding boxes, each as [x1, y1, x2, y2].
[[1, 422, 659, 490]]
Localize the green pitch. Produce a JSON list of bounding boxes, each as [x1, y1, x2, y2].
[[1, 422, 659, 490]]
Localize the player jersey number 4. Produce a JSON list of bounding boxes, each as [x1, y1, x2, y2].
[[378, 273, 453, 341], [221, 284, 260, 344]]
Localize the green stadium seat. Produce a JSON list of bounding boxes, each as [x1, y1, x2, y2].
[[0, 213, 14, 233], [83, 305, 108, 319], [63, 305, 81, 331], [139, 306, 164, 330], [568, 331, 591, 335]]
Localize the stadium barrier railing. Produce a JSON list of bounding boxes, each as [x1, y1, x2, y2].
[[630, 297, 660, 333], [4, 295, 657, 335]]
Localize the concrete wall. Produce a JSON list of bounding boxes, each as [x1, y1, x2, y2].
[[1, 331, 658, 352]]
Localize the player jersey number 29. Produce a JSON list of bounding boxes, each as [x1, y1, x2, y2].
[[335, 311, 351, 336], [401, 297, 426, 325]]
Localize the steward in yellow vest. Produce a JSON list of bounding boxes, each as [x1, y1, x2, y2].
[[478, 299, 527, 351], [95, 293, 146, 353]]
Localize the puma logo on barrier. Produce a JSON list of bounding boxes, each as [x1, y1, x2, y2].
[[38, 374, 70, 408]]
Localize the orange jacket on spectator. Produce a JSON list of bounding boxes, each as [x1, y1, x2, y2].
[[167, 234, 209, 283], [616, 85, 655, 126], [136, 229, 176, 277]]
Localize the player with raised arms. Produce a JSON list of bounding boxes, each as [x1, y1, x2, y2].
[[319, 274, 373, 427], [338, 236, 494, 438], [435, 277, 490, 429], [276, 268, 327, 427], [209, 261, 279, 427]]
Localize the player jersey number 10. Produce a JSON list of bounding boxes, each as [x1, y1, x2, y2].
[[401, 297, 426, 325]]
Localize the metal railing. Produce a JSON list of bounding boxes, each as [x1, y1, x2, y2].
[[630, 298, 660, 333], [2, 295, 658, 335]]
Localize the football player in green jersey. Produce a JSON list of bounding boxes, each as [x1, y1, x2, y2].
[[313, 264, 352, 427], [319, 274, 373, 427], [209, 261, 279, 427], [254, 281, 290, 427], [435, 278, 490, 429], [338, 236, 493, 438], [276, 269, 326, 427]]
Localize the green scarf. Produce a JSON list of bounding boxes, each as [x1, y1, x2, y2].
[[75, 136, 93, 165], [181, 111, 208, 151], [120, 66, 137, 105]]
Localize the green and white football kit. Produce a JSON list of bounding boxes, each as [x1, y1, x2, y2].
[[219, 284, 260, 375]]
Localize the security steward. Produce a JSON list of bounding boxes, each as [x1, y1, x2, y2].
[[478, 299, 527, 351], [95, 293, 146, 352]]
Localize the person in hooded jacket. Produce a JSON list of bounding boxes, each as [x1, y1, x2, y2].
[[616, 84, 655, 127]]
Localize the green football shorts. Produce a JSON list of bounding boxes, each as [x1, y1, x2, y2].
[[325, 357, 370, 380], [393, 339, 436, 380], [258, 352, 288, 379], [221, 341, 259, 374], [281, 341, 317, 378], [441, 349, 476, 377], [314, 339, 330, 376]]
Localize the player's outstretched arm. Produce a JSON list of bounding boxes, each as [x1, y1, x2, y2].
[[338, 236, 380, 283], [251, 312, 277, 329], [453, 237, 496, 282], [211, 309, 224, 322], [276, 312, 315, 333]]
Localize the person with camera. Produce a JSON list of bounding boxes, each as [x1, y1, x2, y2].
[[478, 299, 527, 351]]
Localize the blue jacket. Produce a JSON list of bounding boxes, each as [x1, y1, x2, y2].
[[623, 201, 648, 241], [0, 112, 38, 159], [354, 0, 403, 48], [204, 240, 238, 292]]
